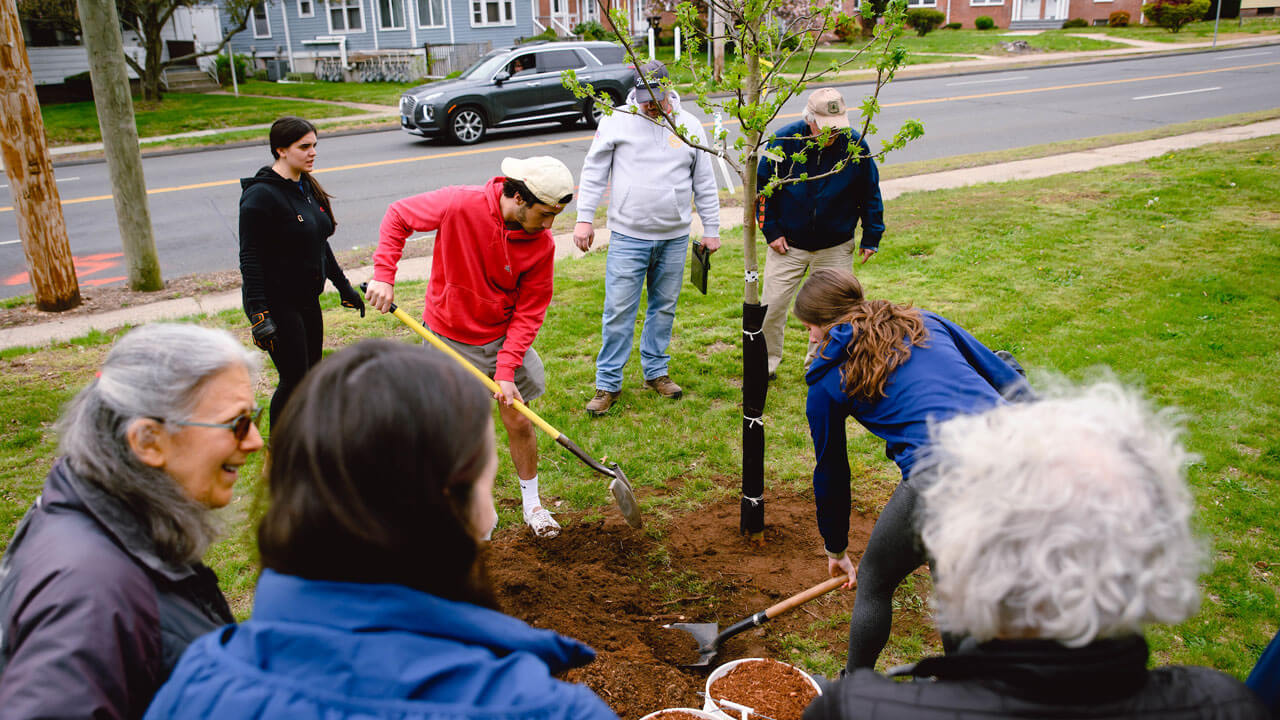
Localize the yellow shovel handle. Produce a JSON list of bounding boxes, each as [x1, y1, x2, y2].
[[391, 306, 561, 440]]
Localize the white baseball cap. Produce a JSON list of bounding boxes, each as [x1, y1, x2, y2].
[[501, 156, 575, 210]]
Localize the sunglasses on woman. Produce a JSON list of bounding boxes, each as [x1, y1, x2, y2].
[[165, 406, 264, 441]]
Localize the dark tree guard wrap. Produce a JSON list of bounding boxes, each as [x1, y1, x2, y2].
[[741, 302, 768, 535]]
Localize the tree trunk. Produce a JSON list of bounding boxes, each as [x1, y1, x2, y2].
[[739, 26, 767, 541], [77, 0, 165, 290], [0, 0, 82, 310], [859, 14, 876, 38], [141, 18, 166, 101]]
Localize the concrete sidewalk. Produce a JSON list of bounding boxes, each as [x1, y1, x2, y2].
[[4, 117, 1278, 351]]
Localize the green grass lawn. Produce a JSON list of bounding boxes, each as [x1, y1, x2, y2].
[[2, 134, 1277, 677], [1082, 15, 1280, 41], [235, 79, 417, 106], [39, 93, 359, 145]]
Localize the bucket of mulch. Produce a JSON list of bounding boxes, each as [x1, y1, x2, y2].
[[639, 709, 720, 720], [702, 658, 821, 720]]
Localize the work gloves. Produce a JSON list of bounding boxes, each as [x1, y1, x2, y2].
[[337, 280, 366, 317], [250, 311, 277, 353]]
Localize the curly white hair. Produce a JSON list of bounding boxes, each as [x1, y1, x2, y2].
[[915, 381, 1207, 646]]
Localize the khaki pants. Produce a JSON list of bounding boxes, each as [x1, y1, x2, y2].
[[761, 239, 856, 375]]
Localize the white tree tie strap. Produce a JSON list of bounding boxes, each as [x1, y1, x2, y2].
[[742, 493, 763, 507], [744, 270, 759, 283], [744, 413, 763, 428]]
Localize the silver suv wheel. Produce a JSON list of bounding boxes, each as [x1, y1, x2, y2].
[[449, 108, 485, 144]]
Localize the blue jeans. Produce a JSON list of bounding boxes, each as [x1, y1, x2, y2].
[[595, 232, 689, 392]]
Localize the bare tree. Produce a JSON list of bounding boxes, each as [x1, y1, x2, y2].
[[18, 0, 257, 100]]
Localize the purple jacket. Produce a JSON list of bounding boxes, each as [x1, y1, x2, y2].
[[0, 459, 233, 720]]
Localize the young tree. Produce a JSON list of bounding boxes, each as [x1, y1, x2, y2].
[[18, 0, 256, 100], [565, 0, 922, 539]]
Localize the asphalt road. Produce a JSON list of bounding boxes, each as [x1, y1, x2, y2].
[[1, 44, 1277, 299]]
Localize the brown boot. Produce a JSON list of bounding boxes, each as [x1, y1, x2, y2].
[[586, 389, 621, 416], [644, 375, 683, 399]]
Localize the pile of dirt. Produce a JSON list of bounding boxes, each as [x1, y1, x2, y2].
[[487, 490, 893, 719]]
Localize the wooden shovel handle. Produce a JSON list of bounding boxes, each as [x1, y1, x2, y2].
[[763, 575, 851, 620]]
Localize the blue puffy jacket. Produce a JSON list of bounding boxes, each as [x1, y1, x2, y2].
[[145, 569, 619, 720], [805, 312, 1032, 555]]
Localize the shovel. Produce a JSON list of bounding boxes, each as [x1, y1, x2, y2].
[[666, 574, 852, 667], [362, 285, 642, 529]]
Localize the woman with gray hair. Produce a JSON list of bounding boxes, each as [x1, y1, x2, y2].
[[804, 382, 1267, 719], [0, 323, 264, 719]]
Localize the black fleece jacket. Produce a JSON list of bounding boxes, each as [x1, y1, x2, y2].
[[238, 166, 350, 318]]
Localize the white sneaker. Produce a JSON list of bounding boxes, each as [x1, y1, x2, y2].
[[523, 506, 561, 538]]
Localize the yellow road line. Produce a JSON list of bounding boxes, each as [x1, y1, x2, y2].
[[2, 61, 1275, 215]]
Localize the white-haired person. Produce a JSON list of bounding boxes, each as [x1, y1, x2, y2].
[[0, 323, 264, 718], [804, 382, 1268, 719]]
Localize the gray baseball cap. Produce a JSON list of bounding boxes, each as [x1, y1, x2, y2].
[[633, 60, 671, 102]]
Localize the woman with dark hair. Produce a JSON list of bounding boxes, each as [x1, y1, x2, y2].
[[240, 115, 364, 431], [146, 341, 618, 720], [0, 323, 264, 718], [793, 268, 1032, 673]]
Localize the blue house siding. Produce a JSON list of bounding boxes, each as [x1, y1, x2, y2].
[[223, 0, 534, 63]]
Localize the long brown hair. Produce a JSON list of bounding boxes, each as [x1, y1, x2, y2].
[[258, 340, 497, 608], [269, 116, 336, 225], [794, 268, 928, 401]]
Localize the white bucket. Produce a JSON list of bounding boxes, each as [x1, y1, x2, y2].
[[702, 658, 822, 720], [638, 709, 720, 720]]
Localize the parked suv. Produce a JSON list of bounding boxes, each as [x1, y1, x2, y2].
[[399, 41, 634, 145]]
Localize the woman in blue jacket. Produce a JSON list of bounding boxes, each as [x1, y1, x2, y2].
[[146, 341, 618, 720], [793, 268, 1031, 673]]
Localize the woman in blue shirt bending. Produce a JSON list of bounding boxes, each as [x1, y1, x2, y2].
[[794, 268, 1031, 673]]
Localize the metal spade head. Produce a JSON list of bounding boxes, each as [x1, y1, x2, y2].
[[664, 622, 721, 667], [608, 463, 642, 529]]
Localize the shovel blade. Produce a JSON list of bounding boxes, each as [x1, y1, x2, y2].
[[664, 622, 720, 667], [608, 464, 643, 529]]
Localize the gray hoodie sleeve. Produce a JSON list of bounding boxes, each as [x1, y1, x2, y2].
[[575, 118, 616, 224], [687, 119, 721, 238]]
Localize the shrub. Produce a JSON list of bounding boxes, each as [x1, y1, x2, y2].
[[214, 53, 248, 85], [1141, 0, 1210, 31], [905, 8, 946, 35], [1109, 10, 1131, 25], [834, 16, 859, 40], [284, 71, 314, 82], [945, 21, 962, 28], [252, 68, 269, 81], [572, 20, 607, 40], [1061, 17, 1088, 27], [975, 15, 995, 29]]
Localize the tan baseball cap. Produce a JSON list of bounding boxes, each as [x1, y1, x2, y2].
[[501, 156, 575, 209], [805, 88, 850, 130]]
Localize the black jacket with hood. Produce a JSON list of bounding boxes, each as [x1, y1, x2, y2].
[[0, 459, 233, 720], [238, 166, 350, 319], [804, 637, 1267, 720]]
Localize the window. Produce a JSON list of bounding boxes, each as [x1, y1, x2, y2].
[[379, 0, 406, 28], [970, 0, 1002, 6], [906, 0, 936, 6], [417, 0, 446, 26], [538, 49, 587, 72], [252, 2, 271, 37], [551, 0, 563, 13], [297, 0, 314, 17], [586, 46, 624, 65], [328, 0, 365, 31], [470, 0, 515, 26], [505, 53, 537, 75]]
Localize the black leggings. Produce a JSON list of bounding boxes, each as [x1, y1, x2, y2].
[[265, 300, 323, 431], [846, 481, 930, 671]]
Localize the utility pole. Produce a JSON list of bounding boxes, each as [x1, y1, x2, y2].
[[76, 0, 164, 290], [711, 1, 724, 81], [0, 0, 82, 311]]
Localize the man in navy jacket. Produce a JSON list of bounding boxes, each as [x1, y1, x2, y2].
[[756, 88, 885, 379]]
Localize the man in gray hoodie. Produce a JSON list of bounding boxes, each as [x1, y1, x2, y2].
[[574, 60, 721, 416]]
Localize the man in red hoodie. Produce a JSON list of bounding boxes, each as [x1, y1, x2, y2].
[[365, 156, 575, 538]]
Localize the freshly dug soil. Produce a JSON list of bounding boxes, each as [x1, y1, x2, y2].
[[484, 488, 919, 719], [707, 659, 819, 720]]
